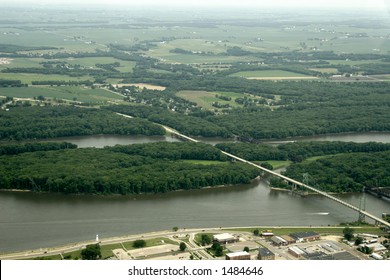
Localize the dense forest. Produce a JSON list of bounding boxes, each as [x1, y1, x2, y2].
[[272, 151, 390, 193], [0, 142, 260, 194], [109, 105, 232, 138], [216, 141, 390, 162], [0, 142, 77, 156], [0, 106, 164, 140]]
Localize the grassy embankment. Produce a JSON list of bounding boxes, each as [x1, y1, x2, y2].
[[28, 237, 178, 260]]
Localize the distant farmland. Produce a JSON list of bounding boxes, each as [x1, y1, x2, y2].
[[230, 70, 317, 80]]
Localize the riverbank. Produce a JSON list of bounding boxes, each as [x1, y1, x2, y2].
[[0, 225, 384, 260]]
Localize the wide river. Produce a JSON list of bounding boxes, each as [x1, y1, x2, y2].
[[1, 132, 390, 253]]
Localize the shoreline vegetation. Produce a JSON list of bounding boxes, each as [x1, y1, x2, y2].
[[1, 138, 390, 195], [0, 176, 261, 197], [0, 142, 260, 195]]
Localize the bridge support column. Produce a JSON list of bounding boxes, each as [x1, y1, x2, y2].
[[358, 212, 366, 223]]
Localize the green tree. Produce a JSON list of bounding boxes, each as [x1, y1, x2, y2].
[[211, 243, 224, 257], [253, 229, 259, 236], [343, 227, 355, 241], [133, 239, 146, 248], [81, 244, 101, 260], [200, 234, 212, 245], [243, 246, 250, 253], [358, 246, 374, 255], [172, 226, 179, 232], [260, 162, 273, 170], [355, 237, 364, 246], [179, 242, 187, 251]]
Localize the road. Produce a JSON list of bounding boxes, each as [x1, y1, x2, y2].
[[0, 227, 223, 260]]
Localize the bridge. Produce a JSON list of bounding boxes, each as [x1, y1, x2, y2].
[[163, 125, 390, 229]]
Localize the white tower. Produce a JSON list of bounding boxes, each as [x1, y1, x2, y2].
[[96, 234, 99, 243]]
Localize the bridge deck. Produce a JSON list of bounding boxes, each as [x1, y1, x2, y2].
[[163, 127, 390, 229]]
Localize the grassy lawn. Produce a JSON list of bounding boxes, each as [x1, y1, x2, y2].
[[28, 254, 63, 260], [225, 226, 385, 236], [182, 160, 228, 165], [258, 160, 291, 169], [123, 237, 177, 251], [176, 90, 244, 110]]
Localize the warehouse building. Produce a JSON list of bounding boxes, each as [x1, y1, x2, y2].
[[225, 251, 251, 260], [289, 231, 320, 243], [288, 246, 306, 259], [213, 233, 238, 244], [270, 236, 288, 246], [258, 247, 275, 260]]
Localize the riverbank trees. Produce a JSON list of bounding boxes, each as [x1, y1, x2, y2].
[[0, 142, 259, 194], [216, 141, 390, 162], [275, 151, 390, 193]]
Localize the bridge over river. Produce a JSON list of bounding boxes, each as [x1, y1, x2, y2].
[[163, 125, 390, 229]]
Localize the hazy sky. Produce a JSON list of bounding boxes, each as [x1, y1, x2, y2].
[[2, 0, 390, 9]]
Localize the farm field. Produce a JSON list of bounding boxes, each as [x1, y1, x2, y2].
[[230, 70, 317, 80], [0, 73, 91, 84], [176, 90, 245, 110], [0, 86, 123, 103]]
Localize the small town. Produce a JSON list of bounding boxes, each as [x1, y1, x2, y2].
[[2, 226, 389, 261]]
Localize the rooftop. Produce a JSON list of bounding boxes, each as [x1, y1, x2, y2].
[[289, 231, 319, 240], [226, 251, 250, 258], [258, 247, 275, 256], [213, 233, 236, 241]]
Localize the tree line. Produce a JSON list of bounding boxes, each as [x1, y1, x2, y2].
[[109, 105, 231, 138], [273, 151, 390, 193], [216, 141, 390, 162], [0, 106, 165, 140], [0, 141, 77, 156], [0, 79, 27, 87]]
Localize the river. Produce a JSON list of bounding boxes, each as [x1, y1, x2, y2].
[[40, 131, 390, 148], [0, 132, 390, 254]]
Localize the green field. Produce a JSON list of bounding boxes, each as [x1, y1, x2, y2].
[[225, 226, 385, 236], [0, 73, 91, 84], [182, 160, 228, 165], [67, 57, 136, 73], [176, 90, 246, 110], [231, 70, 315, 79], [0, 58, 46, 70], [259, 160, 291, 169], [0, 86, 123, 103]]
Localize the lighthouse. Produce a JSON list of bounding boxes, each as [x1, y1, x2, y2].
[[96, 234, 99, 243]]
